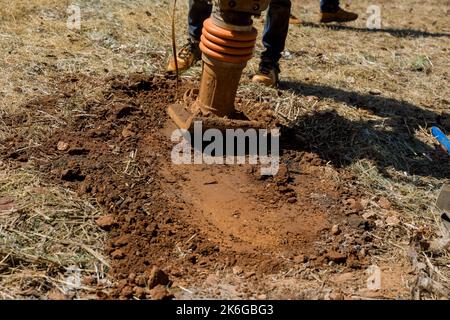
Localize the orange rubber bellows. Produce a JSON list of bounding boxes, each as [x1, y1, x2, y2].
[[199, 18, 257, 64], [196, 18, 257, 117]]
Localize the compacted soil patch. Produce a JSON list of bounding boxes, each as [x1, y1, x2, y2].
[[2, 74, 387, 299]]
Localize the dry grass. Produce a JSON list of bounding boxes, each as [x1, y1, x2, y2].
[[0, 165, 109, 299], [0, 0, 449, 299]]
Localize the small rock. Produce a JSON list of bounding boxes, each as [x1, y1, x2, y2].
[[134, 286, 146, 299], [386, 215, 400, 226], [47, 290, 66, 300], [147, 266, 170, 289], [232, 266, 243, 275], [135, 274, 147, 287], [82, 276, 96, 286], [375, 219, 385, 228], [348, 215, 365, 228], [378, 197, 391, 210], [205, 274, 219, 285], [369, 89, 382, 95], [121, 124, 135, 138], [57, 141, 69, 151], [293, 254, 306, 263], [360, 199, 370, 208], [112, 249, 125, 259], [186, 254, 197, 264], [274, 164, 289, 184], [331, 224, 341, 235], [128, 273, 136, 282], [329, 289, 345, 300], [113, 235, 131, 247], [346, 198, 363, 212], [359, 248, 367, 257], [120, 285, 133, 298], [287, 197, 297, 204], [116, 279, 128, 290], [362, 211, 377, 220], [78, 181, 92, 194], [327, 251, 347, 263], [95, 215, 115, 230], [150, 285, 174, 300]]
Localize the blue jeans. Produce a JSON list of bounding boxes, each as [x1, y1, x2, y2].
[[188, 0, 212, 41], [261, 0, 291, 66], [188, 0, 291, 66], [320, 0, 340, 13]]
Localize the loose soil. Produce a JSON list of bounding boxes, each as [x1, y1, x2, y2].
[[1, 74, 407, 299]]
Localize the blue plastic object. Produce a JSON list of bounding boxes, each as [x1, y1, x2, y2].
[[431, 126, 450, 153]]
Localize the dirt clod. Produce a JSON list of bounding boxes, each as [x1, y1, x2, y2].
[[386, 215, 400, 226], [61, 168, 85, 182], [57, 141, 69, 151], [232, 266, 244, 275], [147, 266, 170, 289], [112, 249, 126, 260], [378, 197, 392, 210], [149, 285, 174, 300], [95, 215, 115, 230], [327, 251, 347, 263], [331, 224, 341, 235], [120, 285, 134, 298]]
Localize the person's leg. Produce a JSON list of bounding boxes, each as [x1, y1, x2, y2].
[[188, 0, 213, 41], [168, 0, 212, 72], [261, 0, 291, 66], [253, 0, 291, 86]]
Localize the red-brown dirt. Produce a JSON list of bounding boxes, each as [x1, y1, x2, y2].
[[2, 74, 381, 299]]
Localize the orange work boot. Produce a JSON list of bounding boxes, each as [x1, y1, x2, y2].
[[320, 8, 358, 23], [167, 39, 201, 73], [289, 14, 302, 25], [252, 61, 279, 87]]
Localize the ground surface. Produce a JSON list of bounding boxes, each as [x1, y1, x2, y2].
[[0, 0, 449, 299]]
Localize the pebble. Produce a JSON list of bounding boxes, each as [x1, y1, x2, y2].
[[362, 211, 377, 220], [147, 266, 170, 289], [111, 249, 125, 259], [287, 197, 297, 203], [386, 215, 400, 226], [95, 215, 115, 229], [378, 197, 391, 210], [331, 224, 341, 235], [135, 274, 147, 287], [133, 286, 146, 299], [57, 141, 69, 151], [150, 285, 174, 300], [232, 266, 243, 275], [120, 285, 133, 298]]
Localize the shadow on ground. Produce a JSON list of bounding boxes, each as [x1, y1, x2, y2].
[[300, 22, 450, 39], [279, 80, 450, 179]]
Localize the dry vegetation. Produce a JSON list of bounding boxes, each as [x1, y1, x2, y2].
[[0, 0, 449, 299]]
